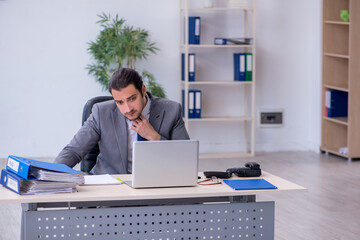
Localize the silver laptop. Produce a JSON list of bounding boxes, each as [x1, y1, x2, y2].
[[125, 140, 199, 188]]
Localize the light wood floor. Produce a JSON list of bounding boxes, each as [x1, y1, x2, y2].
[[0, 151, 359, 240]]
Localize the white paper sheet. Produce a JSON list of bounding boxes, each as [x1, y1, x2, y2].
[[83, 174, 123, 185]]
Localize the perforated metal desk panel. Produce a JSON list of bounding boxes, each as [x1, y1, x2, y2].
[[0, 171, 306, 240]]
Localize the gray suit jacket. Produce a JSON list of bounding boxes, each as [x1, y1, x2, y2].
[[54, 94, 190, 174]]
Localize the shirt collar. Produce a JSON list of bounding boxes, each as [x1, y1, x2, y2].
[[141, 93, 151, 120]]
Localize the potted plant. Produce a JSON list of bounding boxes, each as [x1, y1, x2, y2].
[[87, 13, 166, 98]]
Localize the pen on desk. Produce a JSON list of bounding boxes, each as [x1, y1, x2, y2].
[[116, 177, 124, 183]]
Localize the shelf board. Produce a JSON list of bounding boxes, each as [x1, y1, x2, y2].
[[321, 147, 348, 158], [182, 8, 253, 12], [199, 151, 252, 160], [324, 52, 349, 59], [323, 84, 349, 92], [323, 116, 348, 126], [185, 44, 254, 48], [187, 116, 252, 122], [324, 20, 350, 25], [183, 81, 253, 85]]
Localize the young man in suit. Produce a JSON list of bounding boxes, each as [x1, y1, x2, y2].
[[54, 68, 189, 174]]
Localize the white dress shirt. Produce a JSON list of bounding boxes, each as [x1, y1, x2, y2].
[[126, 94, 151, 173]]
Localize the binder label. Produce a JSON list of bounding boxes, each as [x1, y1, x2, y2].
[[189, 90, 195, 118], [6, 176, 18, 192], [240, 55, 245, 72], [195, 91, 201, 109], [189, 91, 195, 109], [7, 157, 19, 173], [189, 54, 195, 72], [246, 54, 252, 71], [195, 19, 200, 36], [325, 90, 330, 108]]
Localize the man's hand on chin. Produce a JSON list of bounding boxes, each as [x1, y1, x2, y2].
[[131, 114, 160, 141]]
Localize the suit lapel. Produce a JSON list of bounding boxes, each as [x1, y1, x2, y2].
[[112, 107, 128, 172]]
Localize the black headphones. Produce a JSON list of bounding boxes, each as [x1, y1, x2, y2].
[[203, 162, 261, 179]]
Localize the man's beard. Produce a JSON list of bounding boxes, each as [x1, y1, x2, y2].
[[123, 94, 146, 121], [125, 110, 140, 121]]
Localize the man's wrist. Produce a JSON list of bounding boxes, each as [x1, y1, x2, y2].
[[149, 133, 161, 141]]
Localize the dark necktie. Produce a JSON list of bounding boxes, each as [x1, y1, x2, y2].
[[137, 134, 147, 141]]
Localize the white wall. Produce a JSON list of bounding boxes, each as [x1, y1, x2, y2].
[[0, 0, 322, 158], [255, 0, 322, 152]]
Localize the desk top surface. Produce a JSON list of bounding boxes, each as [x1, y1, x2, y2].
[[0, 171, 306, 204]]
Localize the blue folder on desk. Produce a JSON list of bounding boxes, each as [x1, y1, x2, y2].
[[0, 169, 78, 195], [223, 179, 277, 190], [6, 155, 83, 180]]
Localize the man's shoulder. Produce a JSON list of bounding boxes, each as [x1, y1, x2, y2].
[[151, 96, 180, 108], [93, 99, 117, 113]]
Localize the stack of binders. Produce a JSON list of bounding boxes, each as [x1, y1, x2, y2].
[[0, 155, 84, 195], [182, 90, 202, 119], [234, 53, 253, 81]]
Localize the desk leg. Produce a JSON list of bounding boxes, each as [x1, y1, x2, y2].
[[21, 203, 37, 240], [20, 205, 24, 240]]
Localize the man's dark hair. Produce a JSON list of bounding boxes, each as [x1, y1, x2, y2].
[[108, 68, 143, 94]]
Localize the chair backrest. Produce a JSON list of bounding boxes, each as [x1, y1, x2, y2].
[[80, 96, 113, 173]]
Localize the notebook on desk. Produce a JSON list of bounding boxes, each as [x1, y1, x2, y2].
[[223, 179, 277, 190], [125, 140, 199, 188]]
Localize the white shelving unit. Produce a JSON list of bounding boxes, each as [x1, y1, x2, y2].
[[180, 0, 256, 159]]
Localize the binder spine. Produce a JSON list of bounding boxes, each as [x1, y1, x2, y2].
[[182, 89, 185, 117], [188, 90, 195, 118], [234, 53, 245, 81], [214, 38, 227, 45], [1, 169, 22, 194], [239, 54, 246, 81], [189, 53, 195, 81], [325, 89, 330, 117], [6, 155, 31, 180], [181, 53, 185, 81], [195, 90, 202, 118], [234, 53, 240, 81], [245, 53, 253, 81], [182, 53, 195, 82], [189, 17, 200, 44]]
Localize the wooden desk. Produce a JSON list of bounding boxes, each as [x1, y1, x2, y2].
[[0, 172, 306, 240]]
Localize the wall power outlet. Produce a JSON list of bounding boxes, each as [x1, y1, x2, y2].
[[259, 110, 284, 127]]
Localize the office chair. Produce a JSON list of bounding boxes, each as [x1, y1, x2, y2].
[[80, 96, 113, 173]]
